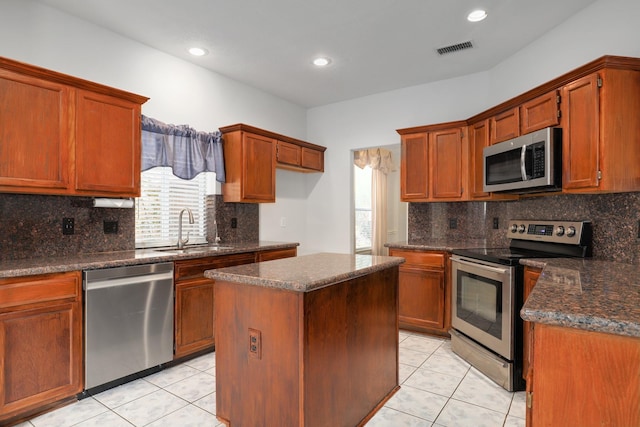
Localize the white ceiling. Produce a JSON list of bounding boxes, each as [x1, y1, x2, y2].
[[36, 0, 598, 107]]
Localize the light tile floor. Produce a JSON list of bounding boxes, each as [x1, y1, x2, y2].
[[19, 330, 525, 427]]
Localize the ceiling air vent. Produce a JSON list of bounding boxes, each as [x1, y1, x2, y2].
[[437, 41, 473, 55]]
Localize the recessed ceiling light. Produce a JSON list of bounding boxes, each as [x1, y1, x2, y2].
[[467, 9, 487, 22], [188, 47, 208, 56], [313, 57, 331, 67]]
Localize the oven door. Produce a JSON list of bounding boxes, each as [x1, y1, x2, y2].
[[450, 255, 514, 360]]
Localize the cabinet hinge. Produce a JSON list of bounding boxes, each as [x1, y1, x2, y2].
[[526, 392, 533, 409], [556, 94, 561, 104], [597, 76, 603, 88], [597, 170, 602, 181], [557, 110, 561, 119]]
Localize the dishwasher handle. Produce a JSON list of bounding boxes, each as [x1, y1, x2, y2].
[[84, 271, 174, 291]]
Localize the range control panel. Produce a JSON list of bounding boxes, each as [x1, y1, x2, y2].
[[507, 220, 590, 245]]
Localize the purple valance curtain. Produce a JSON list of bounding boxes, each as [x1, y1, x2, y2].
[[141, 115, 225, 182]]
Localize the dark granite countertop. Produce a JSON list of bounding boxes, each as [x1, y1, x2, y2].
[[385, 238, 489, 252], [205, 252, 405, 292], [520, 258, 640, 338], [0, 241, 299, 278]]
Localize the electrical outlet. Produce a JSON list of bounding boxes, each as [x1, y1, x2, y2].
[[248, 328, 262, 359], [493, 217, 500, 229], [449, 218, 457, 229], [104, 220, 118, 234], [231, 217, 238, 229], [62, 217, 74, 235]]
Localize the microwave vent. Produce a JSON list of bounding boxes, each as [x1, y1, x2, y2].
[[437, 41, 473, 55]]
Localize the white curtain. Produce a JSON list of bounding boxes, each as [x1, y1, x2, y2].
[[354, 148, 395, 256]]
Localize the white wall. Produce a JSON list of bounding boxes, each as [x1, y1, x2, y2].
[[305, 0, 640, 255]]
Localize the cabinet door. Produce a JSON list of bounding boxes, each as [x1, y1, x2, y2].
[[400, 133, 428, 200], [276, 140, 301, 167], [242, 133, 276, 202], [175, 278, 215, 359], [522, 267, 541, 380], [300, 147, 324, 171], [75, 89, 141, 196], [398, 266, 445, 330], [0, 70, 71, 193], [469, 120, 490, 199], [430, 128, 464, 199], [0, 273, 82, 423], [561, 74, 600, 190], [490, 107, 520, 144], [520, 90, 560, 135]]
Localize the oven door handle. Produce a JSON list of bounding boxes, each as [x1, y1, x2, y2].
[[451, 256, 511, 276]]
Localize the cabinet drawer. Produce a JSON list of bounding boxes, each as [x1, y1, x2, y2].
[[389, 250, 445, 268], [175, 253, 256, 281], [0, 272, 81, 310], [256, 247, 297, 262]]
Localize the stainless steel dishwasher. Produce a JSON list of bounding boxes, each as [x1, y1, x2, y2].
[[83, 262, 174, 391]]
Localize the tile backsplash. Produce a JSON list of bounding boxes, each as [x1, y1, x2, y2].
[[0, 193, 259, 261], [408, 192, 640, 265]]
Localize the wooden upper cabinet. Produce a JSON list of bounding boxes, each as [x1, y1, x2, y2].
[[222, 130, 276, 203], [400, 133, 429, 200], [75, 90, 142, 196], [562, 68, 640, 193], [399, 122, 467, 202], [276, 140, 301, 167], [0, 69, 71, 192], [430, 127, 466, 200], [221, 124, 326, 203], [300, 147, 324, 172], [489, 107, 520, 144], [520, 90, 560, 135], [0, 57, 148, 197], [468, 120, 489, 199]]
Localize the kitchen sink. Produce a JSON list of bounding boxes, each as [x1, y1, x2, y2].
[[154, 245, 234, 254]]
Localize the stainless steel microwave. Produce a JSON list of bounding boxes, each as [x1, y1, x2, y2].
[[483, 127, 562, 193]]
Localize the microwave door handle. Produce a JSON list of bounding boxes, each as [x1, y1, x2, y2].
[[520, 145, 528, 181]]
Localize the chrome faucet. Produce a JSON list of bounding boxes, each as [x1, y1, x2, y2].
[[213, 220, 221, 244], [177, 208, 194, 249]]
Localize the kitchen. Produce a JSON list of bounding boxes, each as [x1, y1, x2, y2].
[[1, 0, 640, 426]]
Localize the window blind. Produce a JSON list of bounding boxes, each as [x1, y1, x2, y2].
[[135, 167, 208, 248]]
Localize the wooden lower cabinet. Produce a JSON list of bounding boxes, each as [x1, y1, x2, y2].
[[522, 266, 541, 380], [174, 248, 297, 359], [528, 324, 640, 426], [0, 271, 83, 425], [389, 249, 449, 336]]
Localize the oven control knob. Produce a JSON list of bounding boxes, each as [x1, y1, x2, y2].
[[518, 224, 526, 233], [566, 226, 576, 237], [510, 224, 518, 233], [555, 226, 565, 236]]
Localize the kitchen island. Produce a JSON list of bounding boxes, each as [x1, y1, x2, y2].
[[205, 252, 404, 427]]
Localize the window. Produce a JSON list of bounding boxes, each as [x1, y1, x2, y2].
[[354, 164, 372, 253], [135, 167, 208, 248]]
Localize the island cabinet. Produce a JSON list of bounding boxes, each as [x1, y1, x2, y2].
[[522, 266, 541, 380], [0, 271, 83, 425], [561, 68, 640, 193], [174, 248, 297, 359], [527, 324, 640, 427], [0, 56, 148, 198], [398, 121, 468, 202], [209, 253, 401, 427], [220, 124, 326, 203], [389, 248, 450, 336]]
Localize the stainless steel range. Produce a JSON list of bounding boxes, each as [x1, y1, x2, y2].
[[449, 219, 592, 391]]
